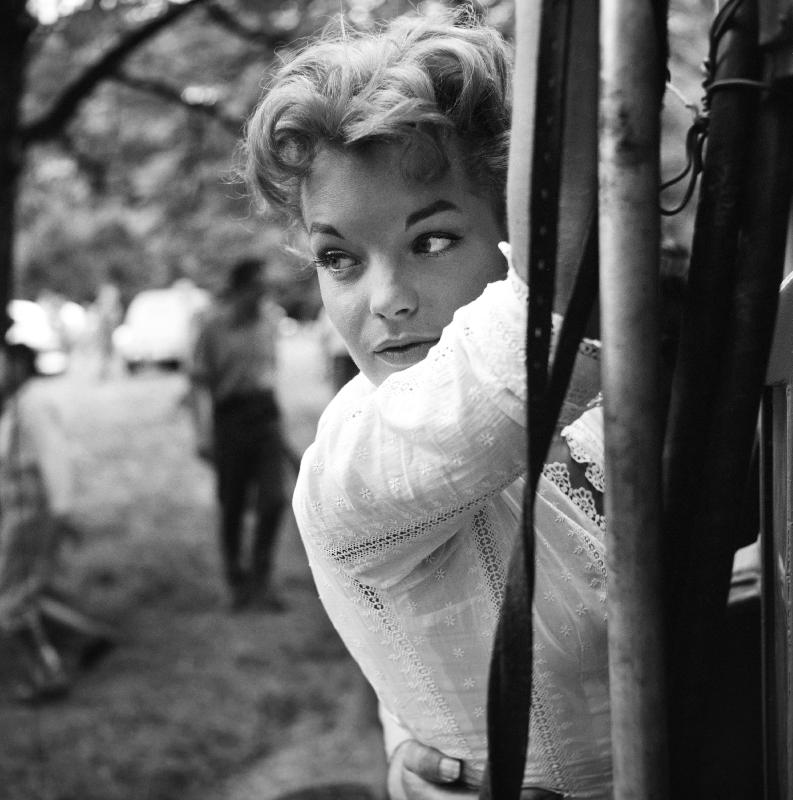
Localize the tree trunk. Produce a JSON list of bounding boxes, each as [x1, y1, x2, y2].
[[0, 0, 35, 329]]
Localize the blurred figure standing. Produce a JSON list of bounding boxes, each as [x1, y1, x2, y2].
[[190, 259, 287, 611], [0, 343, 78, 700]]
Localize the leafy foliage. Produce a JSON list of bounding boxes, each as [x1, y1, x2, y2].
[[17, 0, 514, 316], [15, 0, 707, 314]]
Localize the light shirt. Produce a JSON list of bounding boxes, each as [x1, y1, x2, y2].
[[0, 380, 74, 517], [292, 269, 611, 798], [191, 298, 279, 403]]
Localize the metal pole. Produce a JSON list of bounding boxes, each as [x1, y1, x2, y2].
[[599, 2, 669, 798]]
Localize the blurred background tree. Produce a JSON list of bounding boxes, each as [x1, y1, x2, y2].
[[3, 0, 514, 320]]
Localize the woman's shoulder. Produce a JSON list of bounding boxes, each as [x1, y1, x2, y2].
[[315, 371, 374, 430]]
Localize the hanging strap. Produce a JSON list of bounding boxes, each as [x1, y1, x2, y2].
[[481, 1, 599, 796]]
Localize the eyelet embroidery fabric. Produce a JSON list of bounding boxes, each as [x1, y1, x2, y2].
[[541, 459, 606, 534], [293, 268, 612, 798], [350, 577, 473, 758], [561, 409, 605, 495], [471, 507, 506, 611], [327, 472, 524, 570]]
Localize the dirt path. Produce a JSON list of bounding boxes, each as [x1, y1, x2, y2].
[[0, 328, 385, 800]]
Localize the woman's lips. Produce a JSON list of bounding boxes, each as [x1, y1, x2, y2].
[[374, 339, 439, 367]]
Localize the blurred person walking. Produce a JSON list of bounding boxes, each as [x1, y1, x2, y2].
[[190, 259, 287, 611]]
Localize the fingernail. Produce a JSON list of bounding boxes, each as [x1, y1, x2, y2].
[[439, 757, 461, 782]]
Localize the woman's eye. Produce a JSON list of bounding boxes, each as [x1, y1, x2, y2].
[[415, 233, 459, 255], [313, 251, 358, 274]]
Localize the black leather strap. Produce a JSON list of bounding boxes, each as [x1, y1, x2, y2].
[[482, 1, 581, 797], [536, 211, 598, 481]]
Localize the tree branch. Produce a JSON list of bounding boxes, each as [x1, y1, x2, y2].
[[112, 70, 243, 135], [21, 0, 210, 145], [58, 130, 110, 193], [204, 1, 288, 50]]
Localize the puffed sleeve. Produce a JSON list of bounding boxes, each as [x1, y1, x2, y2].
[[292, 265, 528, 589]]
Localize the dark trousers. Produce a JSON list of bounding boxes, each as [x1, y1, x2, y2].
[[213, 391, 285, 594]]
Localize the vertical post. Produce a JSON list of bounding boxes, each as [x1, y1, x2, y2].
[[599, 1, 669, 798], [757, 5, 793, 799], [0, 1, 34, 333]]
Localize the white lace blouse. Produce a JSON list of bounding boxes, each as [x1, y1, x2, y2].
[[292, 268, 611, 798]]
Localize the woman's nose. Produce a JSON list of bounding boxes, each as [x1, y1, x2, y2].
[[367, 259, 418, 319]]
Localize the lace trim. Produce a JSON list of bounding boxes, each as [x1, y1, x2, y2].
[[472, 507, 505, 613], [584, 462, 605, 494], [351, 579, 474, 758], [582, 528, 608, 587], [531, 671, 569, 794], [541, 462, 606, 533], [529, 513, 608, 794], [325, 466, 525, 566], [564, 437, 605, 494]]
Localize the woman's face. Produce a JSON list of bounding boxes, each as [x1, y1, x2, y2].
[[300, 144, 507, 386]]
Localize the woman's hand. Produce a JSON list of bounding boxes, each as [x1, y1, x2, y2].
[[387, 740, 474, 800], [386, 740, 563, 800]]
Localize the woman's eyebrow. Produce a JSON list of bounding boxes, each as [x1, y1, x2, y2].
[[309, 222, 342, 237], [405, 199, 459, 230]]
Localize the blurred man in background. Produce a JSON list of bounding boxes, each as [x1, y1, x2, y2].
[[190, 259, 287, 612]]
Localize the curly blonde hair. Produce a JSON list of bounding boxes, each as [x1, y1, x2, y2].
[[244, 6, 512, 228]]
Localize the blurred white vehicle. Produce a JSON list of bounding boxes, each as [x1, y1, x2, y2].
[[112, 282, 209, 373], [6, 299, 70, 376]]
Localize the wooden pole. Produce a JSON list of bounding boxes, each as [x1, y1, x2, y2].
[[599, 2, 669, 797]]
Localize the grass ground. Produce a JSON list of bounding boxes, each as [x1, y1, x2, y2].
[[0, 329, 386, 800]]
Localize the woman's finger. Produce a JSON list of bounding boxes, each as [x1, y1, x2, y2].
[[399, 740, 462, 784]]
